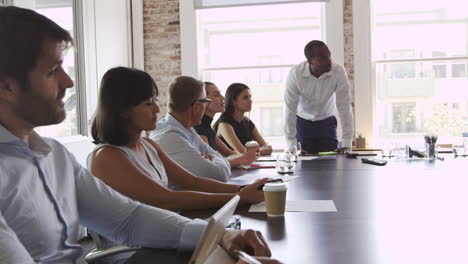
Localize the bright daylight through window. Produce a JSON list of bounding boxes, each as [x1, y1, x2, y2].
[[373, 0, 468, 145], [197, 2, 324, 146], [14, 0, 79, 138]]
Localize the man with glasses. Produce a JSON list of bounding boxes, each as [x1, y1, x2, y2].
[[150, 76, 232, 182], [196, 98, 212, 105]]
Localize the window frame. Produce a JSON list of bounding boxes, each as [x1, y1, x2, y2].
[[7, 0, 144, 148], [73, 0, 88, 135], [180, 0, 345, 146], [353, 0, 468, 145], [180, 0, 345, 79], [10, 0, 87, 138]]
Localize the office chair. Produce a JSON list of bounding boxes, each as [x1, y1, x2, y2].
[[84, 230, 138, 263], [84, 152, 139, 264]]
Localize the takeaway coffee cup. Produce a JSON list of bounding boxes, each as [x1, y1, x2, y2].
[[263, 182, 287, 216], [245, 141, 259, 151]]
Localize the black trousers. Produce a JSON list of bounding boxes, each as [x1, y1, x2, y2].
[[296, 115, 338, 154]]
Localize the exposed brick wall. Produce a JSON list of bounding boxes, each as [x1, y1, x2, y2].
[[343, 0, 356, 141], [343, 0, 355, 102], [143, 0, 181, 118]]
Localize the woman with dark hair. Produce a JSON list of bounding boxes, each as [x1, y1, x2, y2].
[[194, 82, 258, 168], [214, 83, 272, 155], [90, 67, 268, 211]]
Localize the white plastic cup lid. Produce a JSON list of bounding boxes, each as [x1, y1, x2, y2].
[[245, 141, 259, 147], [263, 182, 287, 192]]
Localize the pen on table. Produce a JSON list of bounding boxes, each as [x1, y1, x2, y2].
[[256, 179, 283, 191], [237, 250, 262, 264]]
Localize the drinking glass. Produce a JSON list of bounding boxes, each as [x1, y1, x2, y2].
[[276, 153, 295, 174], [464, 139, 468, 155], [287, 142, 302, 162], [393, 144, 407, 159], [452, 142, 466, 156], [381, 141, 397, 157]]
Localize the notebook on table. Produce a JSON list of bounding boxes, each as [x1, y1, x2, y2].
[[125, 195, 240, 264], [189, 195, 240, 264]]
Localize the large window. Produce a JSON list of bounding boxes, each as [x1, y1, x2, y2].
[[196, 2, 324, 141], [14, 0, 83, 138], [372, 0, 468, 143]]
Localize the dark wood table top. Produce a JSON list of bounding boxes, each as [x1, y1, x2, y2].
[[129, 155, 468, 264]]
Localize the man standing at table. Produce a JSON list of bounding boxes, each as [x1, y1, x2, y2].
[[284, 40, 354, 154], [0, 6, 276, 263]]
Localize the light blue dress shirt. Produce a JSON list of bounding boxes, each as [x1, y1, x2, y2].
[[150, 114, 231, 182], [0, 124, 207, 264]]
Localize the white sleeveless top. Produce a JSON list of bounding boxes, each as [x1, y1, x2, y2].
[[88, 138, 169, 187]]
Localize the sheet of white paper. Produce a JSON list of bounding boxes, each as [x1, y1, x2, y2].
[[257, 154, 278, 162], [249, 200, 337, 212], [231, 174, 299, 182], [298, 156, 319, 161], [238, 161, 276, 170]]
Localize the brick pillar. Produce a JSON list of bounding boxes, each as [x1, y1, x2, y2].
[[343, 0, 355, 101], [343, 0, 356, 142], [143, 0, 181, 118]]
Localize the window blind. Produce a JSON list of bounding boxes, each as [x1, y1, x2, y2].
[[194, 0, 328, 9], [0, 0, 13, 6]]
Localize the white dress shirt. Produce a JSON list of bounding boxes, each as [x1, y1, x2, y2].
[[284, 61, 354, 148], [150, 114, 231, 182], [0, 124, 207, 264]]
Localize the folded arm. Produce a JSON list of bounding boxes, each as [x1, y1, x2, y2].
[[158, 133, 231, 182], [146, 138, 238, 193], [146, 138, 266, 204]]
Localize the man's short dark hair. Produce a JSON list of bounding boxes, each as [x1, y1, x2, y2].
[[304, 40, 327, 62], [0, 6, 73, 88], [91, 67, 158, 146], [168, 76, 204, 113]]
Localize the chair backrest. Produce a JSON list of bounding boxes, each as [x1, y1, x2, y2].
[[84, 150, 139, 263]]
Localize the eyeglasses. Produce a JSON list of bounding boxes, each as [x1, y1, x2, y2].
[[193, 98, 211, 106]]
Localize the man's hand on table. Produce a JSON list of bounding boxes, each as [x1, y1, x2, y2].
[[335, 147, 350, 154], [238, 178, 270, 204], [221, 229, 271, 258]]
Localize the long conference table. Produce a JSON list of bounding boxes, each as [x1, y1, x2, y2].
[[127, 154, 468, 264]]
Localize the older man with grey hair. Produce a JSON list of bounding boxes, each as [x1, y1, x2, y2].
[[150, 76, 232, 182]]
